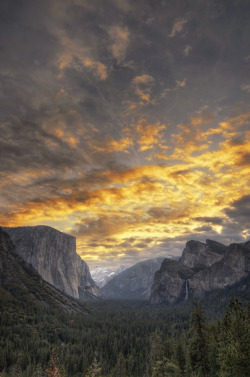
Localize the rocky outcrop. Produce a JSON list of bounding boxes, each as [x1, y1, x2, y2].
[[179, 240, 227, 270], [0, 227, 91, 313], [3, 226, 102, 301], [102, 257, 165, 300], [150, 259, 194, 304], [150, 239, 250, 304]]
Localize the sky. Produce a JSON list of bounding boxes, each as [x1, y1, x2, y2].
[[0, 0, 250, 269]]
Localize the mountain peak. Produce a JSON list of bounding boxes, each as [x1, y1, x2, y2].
[[0, 227, 90, 313], [150, 238, 250, 304], [3, 226, 102, 301]]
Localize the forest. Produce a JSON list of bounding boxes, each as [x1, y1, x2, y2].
[[1, 280, 250, 377]]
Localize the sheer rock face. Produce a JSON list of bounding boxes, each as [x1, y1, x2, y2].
[[150, 239, 250, 304], [102, 257, 165, 300], [150, 259, 194, 304], [3, 226, 102, 300], [179, 239, 227, 270], [0, 228, 91, 313]]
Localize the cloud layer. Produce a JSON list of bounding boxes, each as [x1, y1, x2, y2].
[[0, 0, 250, 268]]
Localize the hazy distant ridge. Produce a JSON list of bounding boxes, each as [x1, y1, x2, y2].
[[102, 257, 167, 300], [91, 265, 128, 288]]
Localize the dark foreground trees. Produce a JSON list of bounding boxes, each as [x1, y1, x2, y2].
[[187, 298, 250, 377], [1, 298, 250, 376], [217, 298, 250, 377], [188, 302, 209, 377]]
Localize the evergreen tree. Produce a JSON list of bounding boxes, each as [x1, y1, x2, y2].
[[218, 298, 250, 377], [32, 364, 46, 377], [188, 302, 209, 377], [175, 341, 186, 376], [113, 352, 126, 377], [152, 359, 181, 377], [146, 333, 164, 376], [85, 353, 103, 377]]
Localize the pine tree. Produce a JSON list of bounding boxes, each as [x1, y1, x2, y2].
[[152, 358, 181, 377], [85, 353, 102, 377], [218, 298, 250, 377], [114, 352, 126, 377], [146, 333, 164, 376], [188, 302, 209, 377], [32, 364, 46, 377], [175, 341, 186, 375]]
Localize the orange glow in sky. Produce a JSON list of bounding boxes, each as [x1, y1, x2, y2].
[[1, 0, 250, 268]]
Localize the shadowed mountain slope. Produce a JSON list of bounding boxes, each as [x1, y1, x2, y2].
[[150, 239, 250, 304], [0, 227, 91, 313], [102, 257, 166, 300], [3, 226, 102, 301]]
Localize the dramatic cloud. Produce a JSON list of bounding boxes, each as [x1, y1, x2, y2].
[[131, 74, 155, 105], [108, 26, 130, 64], [0, 0, 249, 268], [224, 195, 250, 238], [169, 18, 188, 37]]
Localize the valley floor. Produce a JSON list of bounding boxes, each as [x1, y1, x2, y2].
[[1, 285, 250, 376]]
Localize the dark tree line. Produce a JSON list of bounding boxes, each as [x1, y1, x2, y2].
[[1, 295, 250, 377]]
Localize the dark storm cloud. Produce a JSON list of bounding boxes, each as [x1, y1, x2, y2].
[[147, 207, 170, 219], [0, 116, 82, 173], [119, 242, 132, 248], [225, 195, 250, 223], [193, 217, 224, 225], [134, 243, 147, 249], [194, 225, 213, 232], [1, 0, 249, 147], [237, 153, 250, 166], [1, 0, 250, 267]]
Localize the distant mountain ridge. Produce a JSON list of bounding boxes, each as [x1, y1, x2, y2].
[[150, 239, 250, 304], [91, 265, 128, 288], [3, 226, 102, 301], [102, 257, 167, 300], [3, 225, 249, 305]]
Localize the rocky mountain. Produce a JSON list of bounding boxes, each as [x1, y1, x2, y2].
[[3, 226, 102, 301], [0, 227, 91, 313], [91, 265, 128, 288], [102, 257, 166, 300], [150, 239, 250, 304]]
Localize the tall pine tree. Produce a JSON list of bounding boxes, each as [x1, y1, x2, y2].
[[188, 302, 209, 377]]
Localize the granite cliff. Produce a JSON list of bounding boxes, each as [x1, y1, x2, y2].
[[3, 226, 102, 301], [150, 239, 250, 304], [102, 257, 165, 300], [0, 227, 91, 313]]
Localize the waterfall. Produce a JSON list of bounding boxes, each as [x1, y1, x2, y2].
[[185, 280, 188, 301]]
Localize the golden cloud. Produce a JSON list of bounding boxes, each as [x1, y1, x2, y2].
[[176, 79, 187, 88], [169, 18, 188, 37], [135, 120, 166, 151], [56, 30, 108, 80], [1, 110, 249, 265], [88, 135, 134, 153], [108, 26, 129, 64], [219, 111, 250, 130], [131, 74, 155, 104]]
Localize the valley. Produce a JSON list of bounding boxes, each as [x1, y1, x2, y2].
[[1, 0, 249, 375], [1, 226, 250, 376]]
